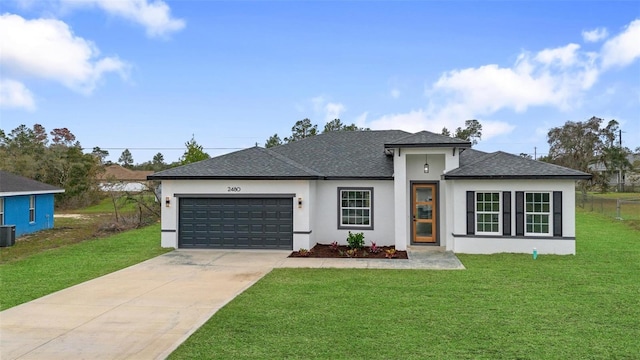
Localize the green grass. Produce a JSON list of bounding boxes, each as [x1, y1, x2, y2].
[[170, 210, 640, 359], [67, 196, 141, 214], [0, 224, 171, 310]]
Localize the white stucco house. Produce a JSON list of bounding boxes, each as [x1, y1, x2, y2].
[[148, 130, 590, 254]]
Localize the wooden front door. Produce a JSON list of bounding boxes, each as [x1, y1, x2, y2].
[[412, 183, 437, 243]]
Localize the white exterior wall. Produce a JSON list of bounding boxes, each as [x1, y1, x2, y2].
[[392, 147, 462, 250], [314, 180, 395, 246], [160, 179, 314, 249], [448, 179, 577, 254]]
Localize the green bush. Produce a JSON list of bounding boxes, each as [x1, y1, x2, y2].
[[346, 231, 365, 249]]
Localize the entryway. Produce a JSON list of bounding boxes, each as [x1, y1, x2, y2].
[[412, 183, 438, 244]]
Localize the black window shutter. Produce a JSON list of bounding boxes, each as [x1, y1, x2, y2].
[[553, 191, 562, 237], [515, 191, 524, 236], [502, 191, 511, 236], [466, 191, 475, 235]]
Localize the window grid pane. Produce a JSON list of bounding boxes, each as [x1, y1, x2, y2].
[[476, 192, 500, 233], [340, 190, 371, 227], [29, 195, 35, 223], [525, 192, 550, 234]]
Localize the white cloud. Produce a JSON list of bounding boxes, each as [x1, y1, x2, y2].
[[601, 19, 640, 69], [61, 0, 185, 38], [535, 43, 581, 67], [0, 79, 35, 110], [0, 14, 128, 108], [390, 88, 400, 99], [324, 102, 346, 122], [433, 42, 600, 115], [582, 27, 609, 43]]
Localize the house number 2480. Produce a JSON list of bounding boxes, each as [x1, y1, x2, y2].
[[227, 187, 241, 192]]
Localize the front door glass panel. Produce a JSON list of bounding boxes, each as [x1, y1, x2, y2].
[[412, 184, 437, 243]]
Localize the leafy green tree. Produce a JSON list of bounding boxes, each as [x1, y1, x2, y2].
[[152, 152, 165, 170], [265, 134, 283, 148], [181, 135, 210, 165], [91, 147, 110, 165], [441, 120, 482, 145], [454, 119, 482, 145], [1, 124, 102, 207], [323, 119, 345, 132], [546, 116, 635, 192], [118, 149, 134, 168], [323, 119, 369, 132], [284, 118, 318, 143]]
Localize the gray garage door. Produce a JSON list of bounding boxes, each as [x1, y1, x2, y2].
[[178, 197, 293, 249]]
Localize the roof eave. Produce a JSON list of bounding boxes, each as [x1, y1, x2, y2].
[[0, 189, 66, 197], [443, 174, 593, 180], [384, 143, 471, 148], [147, 175, 322, 181], [324, 176, 393, 181]]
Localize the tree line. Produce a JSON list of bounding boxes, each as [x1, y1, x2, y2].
[[264, 118, 483, 147], [0, 125, 102, 208], [2, 117, 635, 209], [541, 116, 639, 192]]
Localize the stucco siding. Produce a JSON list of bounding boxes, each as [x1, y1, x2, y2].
[[448, 179, 577, 254], [160, 179, 313, 249], [3, 194, 55, 237], [314, 180, 395, 247], [392, 148, 457, 250]]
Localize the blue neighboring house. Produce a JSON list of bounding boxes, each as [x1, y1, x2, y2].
[[0, 171, 65, 237]]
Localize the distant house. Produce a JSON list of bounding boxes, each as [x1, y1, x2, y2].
[[98, 165, 154, 192], [149, 130, 591, 255], [590, 153, 640, 191], [0, 171, 65, 237]]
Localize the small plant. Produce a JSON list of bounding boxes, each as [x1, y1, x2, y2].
[[345, 248, 358, 257], [330, 241, 339, 252], [385, 248, 397, 258], [338, 249, 345, 257], [346, 231, 365, 249], [369, 241, 381, 254], [298, 248, 311, 257]]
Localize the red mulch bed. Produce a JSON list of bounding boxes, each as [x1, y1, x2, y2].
[[289, 244, 408, 259]]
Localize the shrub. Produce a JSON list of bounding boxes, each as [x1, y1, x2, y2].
[[346, 231, 365, 249], [369, 241, 380, 254], [298, 248, 311, 257], [330, 241, 339, 252], [385, 248, 397, 258]]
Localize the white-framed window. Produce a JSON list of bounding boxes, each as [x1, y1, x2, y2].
[[476, 192, 500, 234], [525, 192, 550, 235], [0, 197, 4, 225], [29, 195, 36, 223], [338, 188, 373, 230]]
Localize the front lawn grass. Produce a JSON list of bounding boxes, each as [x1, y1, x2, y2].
[[0, 224, 171, 310], [170, 210, 640, 359]]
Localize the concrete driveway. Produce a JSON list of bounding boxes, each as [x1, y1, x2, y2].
[[0, 250, 290, 360], [1, 247, 463, 359]]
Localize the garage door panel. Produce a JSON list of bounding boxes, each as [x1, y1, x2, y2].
[[179, 197, 293, 249]]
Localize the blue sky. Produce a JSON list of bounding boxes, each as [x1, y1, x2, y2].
[[1, 0, 639, 163]]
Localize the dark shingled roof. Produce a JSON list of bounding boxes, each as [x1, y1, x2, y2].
[[148, 146, 324, 179], [270, 130, 410, 178], [384, 130, 471, 148], [148, 130, 591, 180], [149, 130, 411, 180], [0, 171, 65, 194], [444, 151, 592, 179], [459, 148, 490, 166]]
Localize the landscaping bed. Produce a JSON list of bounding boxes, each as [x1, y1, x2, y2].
[[289, 243, 408, 259]]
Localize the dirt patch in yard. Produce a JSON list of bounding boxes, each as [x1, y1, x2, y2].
[[289, 244, 408, 259]]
